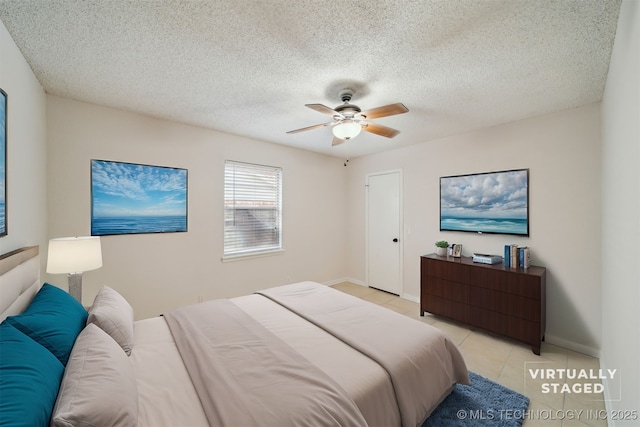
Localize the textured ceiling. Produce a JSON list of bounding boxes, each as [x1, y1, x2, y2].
[[0, 0, 621, 158]]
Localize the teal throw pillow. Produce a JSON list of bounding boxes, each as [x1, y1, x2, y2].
[[4, 283, 88, 365], [0, 322, 65, 426]]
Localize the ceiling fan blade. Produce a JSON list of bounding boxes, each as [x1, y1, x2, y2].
[[362, 122, 401, 138], [360, 103, 408, 119], [286, 122, 333, 134], [332, 136, 346, 146], [305, 104, 338, 115]]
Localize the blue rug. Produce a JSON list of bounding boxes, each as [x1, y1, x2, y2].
[[423, 371, 529, 427]]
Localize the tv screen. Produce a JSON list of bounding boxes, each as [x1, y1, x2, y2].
[[440, 169, 529, 236]]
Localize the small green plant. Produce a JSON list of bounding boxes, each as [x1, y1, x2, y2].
[[435, 240, 449, 248]]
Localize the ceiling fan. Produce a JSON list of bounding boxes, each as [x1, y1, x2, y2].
[[286, 89, 409, 146]]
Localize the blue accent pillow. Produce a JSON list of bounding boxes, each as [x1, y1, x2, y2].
[[0, 322, 65, 427], [4, 283, 88, 365]]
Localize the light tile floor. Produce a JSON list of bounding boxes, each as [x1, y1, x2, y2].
[[331, 282, 608, 427]]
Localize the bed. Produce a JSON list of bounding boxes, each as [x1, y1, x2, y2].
[[0, 246, 469, 427]]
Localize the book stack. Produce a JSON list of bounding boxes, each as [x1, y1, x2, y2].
[[504, 244, 530, 268], [472, 253, 503, 264]]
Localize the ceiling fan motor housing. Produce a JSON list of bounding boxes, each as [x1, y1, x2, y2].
[[335, 89, 362, 118], [334, 104, 361, 117]]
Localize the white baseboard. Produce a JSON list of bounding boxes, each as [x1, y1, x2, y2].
[[544, 334, 601, 358]]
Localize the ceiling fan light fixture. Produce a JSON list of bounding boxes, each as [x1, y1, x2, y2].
[[332, 121, 362, 140]]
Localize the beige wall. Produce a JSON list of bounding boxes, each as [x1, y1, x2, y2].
[[45, 96, 349, 319], [601, 0, 639, 423], [346, 103, 603, 356], [0, 21, 48, 257]]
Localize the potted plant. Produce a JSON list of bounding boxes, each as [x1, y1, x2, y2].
[[435, 240, 449, 256]]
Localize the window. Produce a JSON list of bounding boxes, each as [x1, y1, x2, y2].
[[224, 161, 282, 258]]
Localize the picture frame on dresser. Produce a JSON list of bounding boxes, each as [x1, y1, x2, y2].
[[0, 88, 7, 237], [452, 244, 462, 257]]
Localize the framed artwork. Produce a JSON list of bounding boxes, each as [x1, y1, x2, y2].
[[452, 244, 462, 258], [0, 89, 6, 237], [91, 159, 187, 236], [440, 169, 529, 236]]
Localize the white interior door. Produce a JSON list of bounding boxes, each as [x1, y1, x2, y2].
[[367, 171, 401, 295]]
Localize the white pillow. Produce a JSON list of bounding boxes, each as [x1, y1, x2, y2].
[[87, 285, 134, 355], [51, 323, 138, 427]]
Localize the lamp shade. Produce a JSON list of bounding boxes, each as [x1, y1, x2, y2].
[[47, 236, 103, 274], [332, 121, 362, 140]]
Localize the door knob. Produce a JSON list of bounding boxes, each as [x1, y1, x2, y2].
[[393, 238, 398, 242]]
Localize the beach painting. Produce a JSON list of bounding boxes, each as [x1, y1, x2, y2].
[[91, 160, 187, 236], [440, 169, 529, 236], [0, 89, 6, 237]]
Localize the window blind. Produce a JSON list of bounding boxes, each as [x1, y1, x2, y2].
[[224, 161, 282, 257]]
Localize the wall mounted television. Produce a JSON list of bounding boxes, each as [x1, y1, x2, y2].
[[440, 168, 529, 236], [91, 159, 187, 236]]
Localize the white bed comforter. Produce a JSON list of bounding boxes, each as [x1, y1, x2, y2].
[[131, 282, 469, 427]]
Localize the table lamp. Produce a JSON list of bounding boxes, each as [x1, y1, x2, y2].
[[47, 236, 102, 303]]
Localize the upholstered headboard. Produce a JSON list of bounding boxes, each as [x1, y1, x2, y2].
[[0, 246, 41, 322]]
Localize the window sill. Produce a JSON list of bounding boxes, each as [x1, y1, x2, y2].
[[221, 249, 284, 262]]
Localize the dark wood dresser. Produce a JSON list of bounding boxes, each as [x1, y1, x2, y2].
[[420, 253, 546, 354]]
